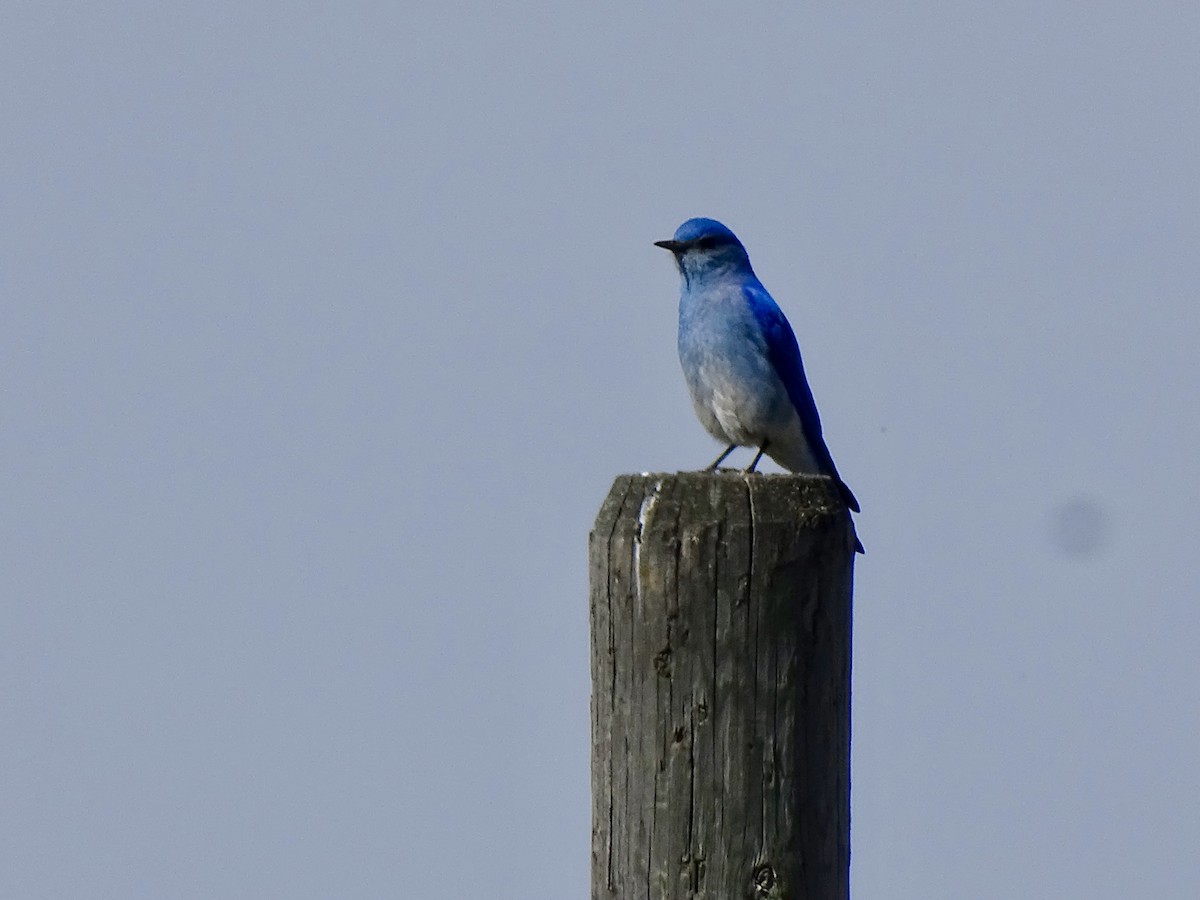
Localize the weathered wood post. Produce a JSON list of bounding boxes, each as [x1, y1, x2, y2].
[[590, 472, 855, 900]]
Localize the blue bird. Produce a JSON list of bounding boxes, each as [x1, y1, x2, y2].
[[656, 217, 862, 547]]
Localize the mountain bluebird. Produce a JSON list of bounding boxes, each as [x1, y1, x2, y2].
[[656, 217, 862, 547]]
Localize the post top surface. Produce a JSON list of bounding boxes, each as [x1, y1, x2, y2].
[[593, 471, 855, 546]]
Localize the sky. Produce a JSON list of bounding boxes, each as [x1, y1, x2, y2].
[[3, 2, 1199, 897]]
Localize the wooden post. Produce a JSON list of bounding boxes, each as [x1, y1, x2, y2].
[[589, 472, 855, 900]]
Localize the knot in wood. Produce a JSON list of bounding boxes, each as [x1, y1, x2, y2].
[[653, 647, 672, 677], [752, 863, 777, 896]]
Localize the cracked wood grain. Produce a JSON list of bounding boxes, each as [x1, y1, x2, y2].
[[590, 473, 855, 900]]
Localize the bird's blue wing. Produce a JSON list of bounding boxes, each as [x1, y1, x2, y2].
[[743, 284, 860, 513]]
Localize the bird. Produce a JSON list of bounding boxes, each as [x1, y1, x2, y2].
[[655, 217, 863, 550]]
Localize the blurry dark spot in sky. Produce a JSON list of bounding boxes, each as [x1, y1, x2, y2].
[[1049, 496, 1109, 558]]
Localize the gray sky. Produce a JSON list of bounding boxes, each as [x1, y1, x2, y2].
[[3, 2, 1199, 897]]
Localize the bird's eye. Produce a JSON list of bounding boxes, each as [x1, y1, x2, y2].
[[695, 236, 718, 250]]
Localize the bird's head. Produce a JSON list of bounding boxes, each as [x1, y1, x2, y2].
[[655, 217, 754, 283]]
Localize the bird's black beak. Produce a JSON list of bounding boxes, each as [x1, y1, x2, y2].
[[654, 239, 685, 253]]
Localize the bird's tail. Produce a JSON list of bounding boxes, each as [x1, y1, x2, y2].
[[836, 479, 863, 554], [836, 478, 860, 514]]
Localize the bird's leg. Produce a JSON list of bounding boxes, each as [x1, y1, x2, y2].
[[744, 441, 770, 473], [706, 444, 738, 470]]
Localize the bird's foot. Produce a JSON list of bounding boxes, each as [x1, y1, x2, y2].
[[706, 444, 738, 471], [743, 442, 769, 473]]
